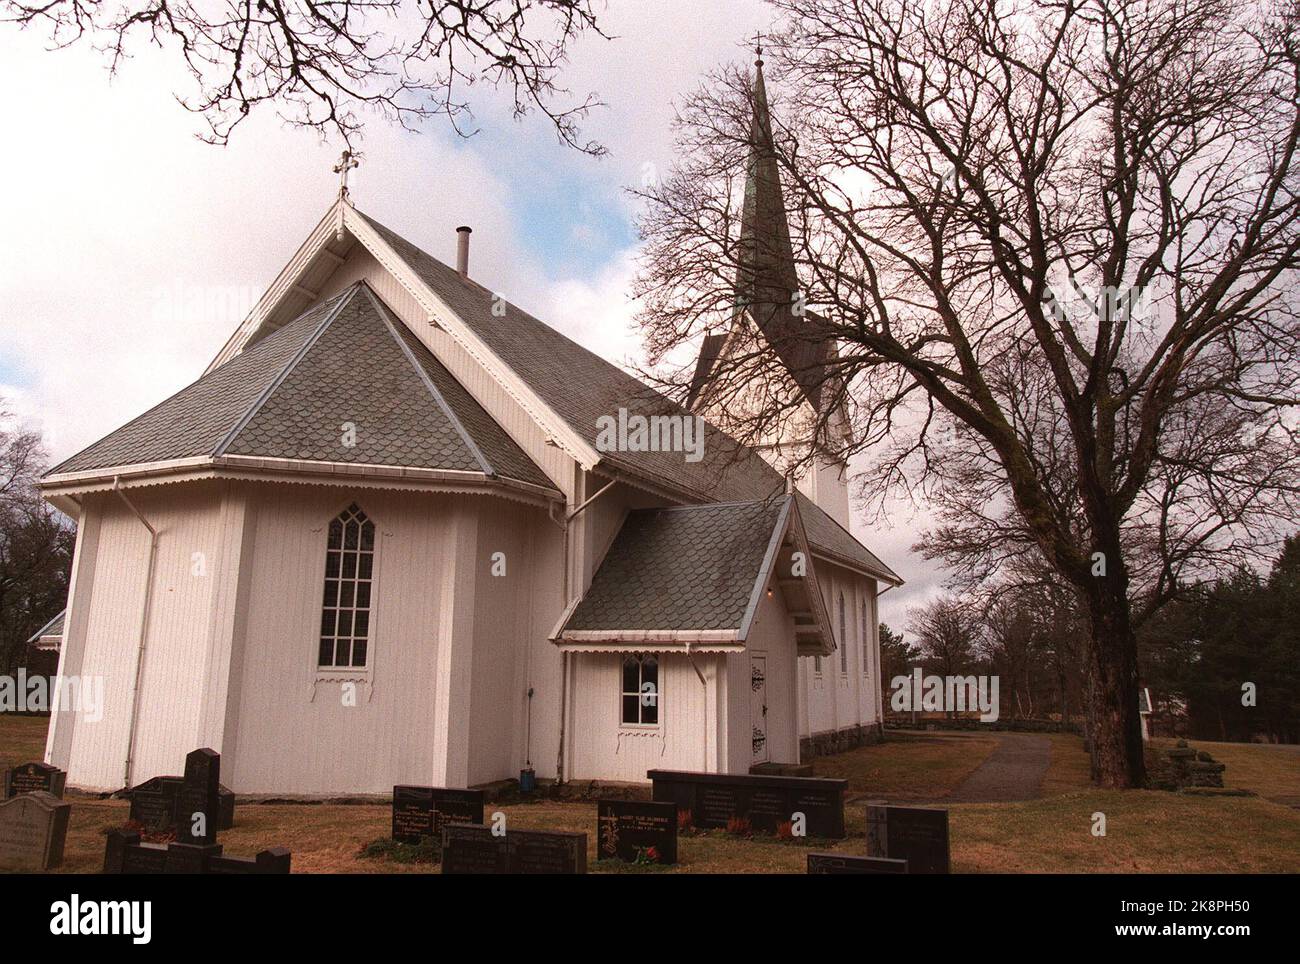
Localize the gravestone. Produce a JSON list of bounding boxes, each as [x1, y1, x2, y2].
[[441, 824, 586, 874], [866, 802, 950, 874], [0, 790, 71, 871], [391, 785, 485, 844], [104, 829, 290, 874], [597, 799, 678, 864], [127, 753, 235, 834], [176, 748, 220, 845], [3, 762, 67, 799], [807, 852, 908, 874], [648, 769, 847, 838]]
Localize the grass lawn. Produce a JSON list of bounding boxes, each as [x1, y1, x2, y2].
[[0, 715, 49, 773], [4, 714, 1297, 873], [811, 729, 1000, 799], [1150, 736, 1300, 802]]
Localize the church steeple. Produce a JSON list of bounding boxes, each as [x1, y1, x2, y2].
[[735, 52, 801, 312], [733, 50, 828, 410]]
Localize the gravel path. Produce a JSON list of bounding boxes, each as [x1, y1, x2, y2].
[[945, 732, 1053, 803]]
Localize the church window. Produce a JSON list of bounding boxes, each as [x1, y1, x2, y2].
[[839, 592, 849, 675], [318, 503, 375, 669], [863, 599, 872, 677], [621, 654, 659, 726]]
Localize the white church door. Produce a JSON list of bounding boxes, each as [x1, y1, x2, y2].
[[750, 654, 769, 764]]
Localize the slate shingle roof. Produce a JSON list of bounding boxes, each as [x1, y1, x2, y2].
[[561, 499, 787, 634], [358, 211, 900, 584], [49, 285, 553, 490], [51, 292, 349, 475]]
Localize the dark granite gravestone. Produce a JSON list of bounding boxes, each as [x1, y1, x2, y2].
[[103, 829, 291, 874], [127, 775, 182, 830], [127, 757, 234, 834], [597, 799, 678, 864], [391, 785, 485, 844], [440, 824, 587, 874], [0, 791, 71, 871], [176, 748, 220, 845], [3, 762, 67, 799], [807, 852, 909, 874], [866, 803, 950, 874], [648, 769, 847, 838]]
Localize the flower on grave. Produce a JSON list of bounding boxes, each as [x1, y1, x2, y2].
[[726, 816, 753, 838], [677, 808, 694, 832]]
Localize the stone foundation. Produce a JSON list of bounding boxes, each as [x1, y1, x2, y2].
[[800, 723, 884, 759]]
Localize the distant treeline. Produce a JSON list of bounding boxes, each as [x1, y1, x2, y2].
[[882, 535, 1299, 744]]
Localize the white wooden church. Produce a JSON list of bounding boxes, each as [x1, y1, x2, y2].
[[39, 60, 900, 795]]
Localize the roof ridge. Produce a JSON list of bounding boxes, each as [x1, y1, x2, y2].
[[213, 285, 359, 458], [359, 285, 496, 478]]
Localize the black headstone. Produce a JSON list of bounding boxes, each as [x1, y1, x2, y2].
[[176, 748, 221, 845], [127, 776, 183, 831], [391, 785, 485, 844], [440, 824, 586, 874], [648, 770, 847, 838], [3, 762, 67, 799], [866, 803, 950, 874], [807, 852, 909, 874], [104, 829, 291, 874], [597, 799, 678, 864]]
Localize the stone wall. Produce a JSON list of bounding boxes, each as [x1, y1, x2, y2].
[[799, 723, 884, 759], [1146, 740, 1227, 791]]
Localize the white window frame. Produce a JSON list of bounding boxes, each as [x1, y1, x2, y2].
[[619, 654, 661, 729], [839, 592, 849, 676], [316, 501, 378, 677]]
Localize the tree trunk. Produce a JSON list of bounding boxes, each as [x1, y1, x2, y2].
[[1082, 583, 1146, 787]]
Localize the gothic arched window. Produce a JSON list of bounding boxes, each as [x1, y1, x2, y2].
[[839, 592, 849, 675], [319, 503, 375, 669]]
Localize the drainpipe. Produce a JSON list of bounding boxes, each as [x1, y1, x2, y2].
[[114, 477, 159, 791], [553, 475, 619, 784], [685, 640, 711, 772]]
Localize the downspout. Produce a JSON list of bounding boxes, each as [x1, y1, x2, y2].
[[685, 640, 711, 771], [551, 476, 618, 784], [114, 477, 159, 791]]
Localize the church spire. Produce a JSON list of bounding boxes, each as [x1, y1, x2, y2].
[[735, 51, 800, 312], [733, 48, 827, 410]]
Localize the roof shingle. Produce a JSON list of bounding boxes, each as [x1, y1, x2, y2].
[[562, 499, 787, 634], [358, 211, 900, 583], [48, 285, 553, 490]]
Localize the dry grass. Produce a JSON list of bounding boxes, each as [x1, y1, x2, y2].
[[951, 791, 1300, 873], [0, 715, 49, 772], [1041, 732, 1095, 795], [1150, 737, 1300, 801], [811, 729, 1000, 799], [6, 715, 1298, 874]]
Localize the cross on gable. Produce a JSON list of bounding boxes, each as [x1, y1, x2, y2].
[[333, 150, 360, 200]]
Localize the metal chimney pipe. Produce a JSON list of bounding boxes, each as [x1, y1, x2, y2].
[[456, 225, 472, 278]]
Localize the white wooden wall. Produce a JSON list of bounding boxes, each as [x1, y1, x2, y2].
[[60, 484, 228, 791], [566, 653, 720, 782]]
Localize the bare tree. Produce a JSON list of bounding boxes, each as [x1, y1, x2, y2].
[[0, 403, 74, 676], [1, 0, 607, 150], [908, 595, 983, 717], [635, 0, 1300, 785]]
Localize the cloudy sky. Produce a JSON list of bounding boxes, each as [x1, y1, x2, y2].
[[0, 0, 943, 622]]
